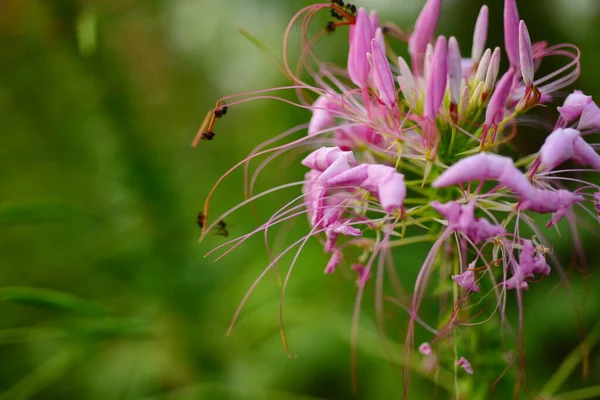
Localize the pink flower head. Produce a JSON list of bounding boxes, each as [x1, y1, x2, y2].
[[519, 20, 534, 86], [409, 0, 442, 69], [594, 192, 600, 221], [539, 128, 600, 172], [431, 201, 505, 244], [327, 164, 406, 213], [419, 342, 432, 356], [519, 240, 551, 278], [369, 35, 397, 108], [348, 8, 374, 88], [424, 36, 448, 120], [452, 268, 479, 292], [471, 5, 489, 65], [485, 69, 515, 127], [558, 90, 593, 124], [432, 153, 537, 200], [504, 0, 521, 67], [456, 357, 474, 374], [308, 95, 341, 136]]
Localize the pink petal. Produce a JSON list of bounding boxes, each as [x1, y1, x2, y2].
[[432, 153, 537, 201], [557, 90, 592, 124], [471, 6, 489, 65], [504, 0, 521, 67], [370, 35, 397, 108], [348, 8, 374, 88], [448, 37, 462, 104], [452, 269, 480, 292], [408, 0, 442, 65], [519, 21, 534, 86], [456, 357, 474, 374], [424, 36, 448, 120], [485, 69, 515, 126]]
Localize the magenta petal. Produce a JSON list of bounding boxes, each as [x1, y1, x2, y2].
[[558, 90, 593, 124], [519, 21, 534, 86], [504, 0, 521, 67], [471, 6, 489, 64], [327, 164, 406, 213], [301, 146, 357, 172], [432, 153, 537, 200], [324, 250, 342, 274], [348, 8, 374, 88], [408, 0, 442, 64], [419, 342, 432, 356], [308, 95, 341, 136], [485, 69, 515, 126], [577, 100, 600, 131], [539, 128, 600, 172], [448, 37, 462, 104], [424, 36, 448, 120], [456, 357, 474, 374], [452, 269, 479, 292]]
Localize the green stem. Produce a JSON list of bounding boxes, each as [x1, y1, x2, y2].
[[540, 319, 600, 396], [554, 386, 600, 400]]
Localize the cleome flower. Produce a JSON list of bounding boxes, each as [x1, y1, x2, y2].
[[196, 0, 599, 395]]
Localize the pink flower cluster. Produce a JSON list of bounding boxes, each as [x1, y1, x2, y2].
[[198, 0, 600, 387]]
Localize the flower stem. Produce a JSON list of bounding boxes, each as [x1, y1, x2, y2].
[[540, 319, 600, 396]]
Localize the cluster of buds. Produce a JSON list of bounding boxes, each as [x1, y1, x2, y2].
[[197, 0, 600, 391]]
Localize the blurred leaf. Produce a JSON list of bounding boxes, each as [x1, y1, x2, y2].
[[76, 8, 98, 57], [0, 202, 78, 228], [0, 347, 85, 400], [0, 287, 109, 317]]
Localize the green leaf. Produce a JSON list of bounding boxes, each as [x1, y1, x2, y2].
[[0, 287, 109, 317]]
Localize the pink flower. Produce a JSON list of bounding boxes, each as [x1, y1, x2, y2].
[[456, 357, 474, 374], [557, 90, 592, 124], [419, 342, 432, 356], [538, 128, 600, 172], [452, 268, 479, 292], [431, 201, 505, 244]]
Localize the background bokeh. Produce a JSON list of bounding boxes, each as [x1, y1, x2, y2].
[[1, 0, 600, 398]]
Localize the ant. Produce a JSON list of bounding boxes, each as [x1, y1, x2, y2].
[[192, 100, 228, 146], [197, 212, 229, 237]]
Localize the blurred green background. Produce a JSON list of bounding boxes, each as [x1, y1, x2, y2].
[[2, 0, 600, 398]]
